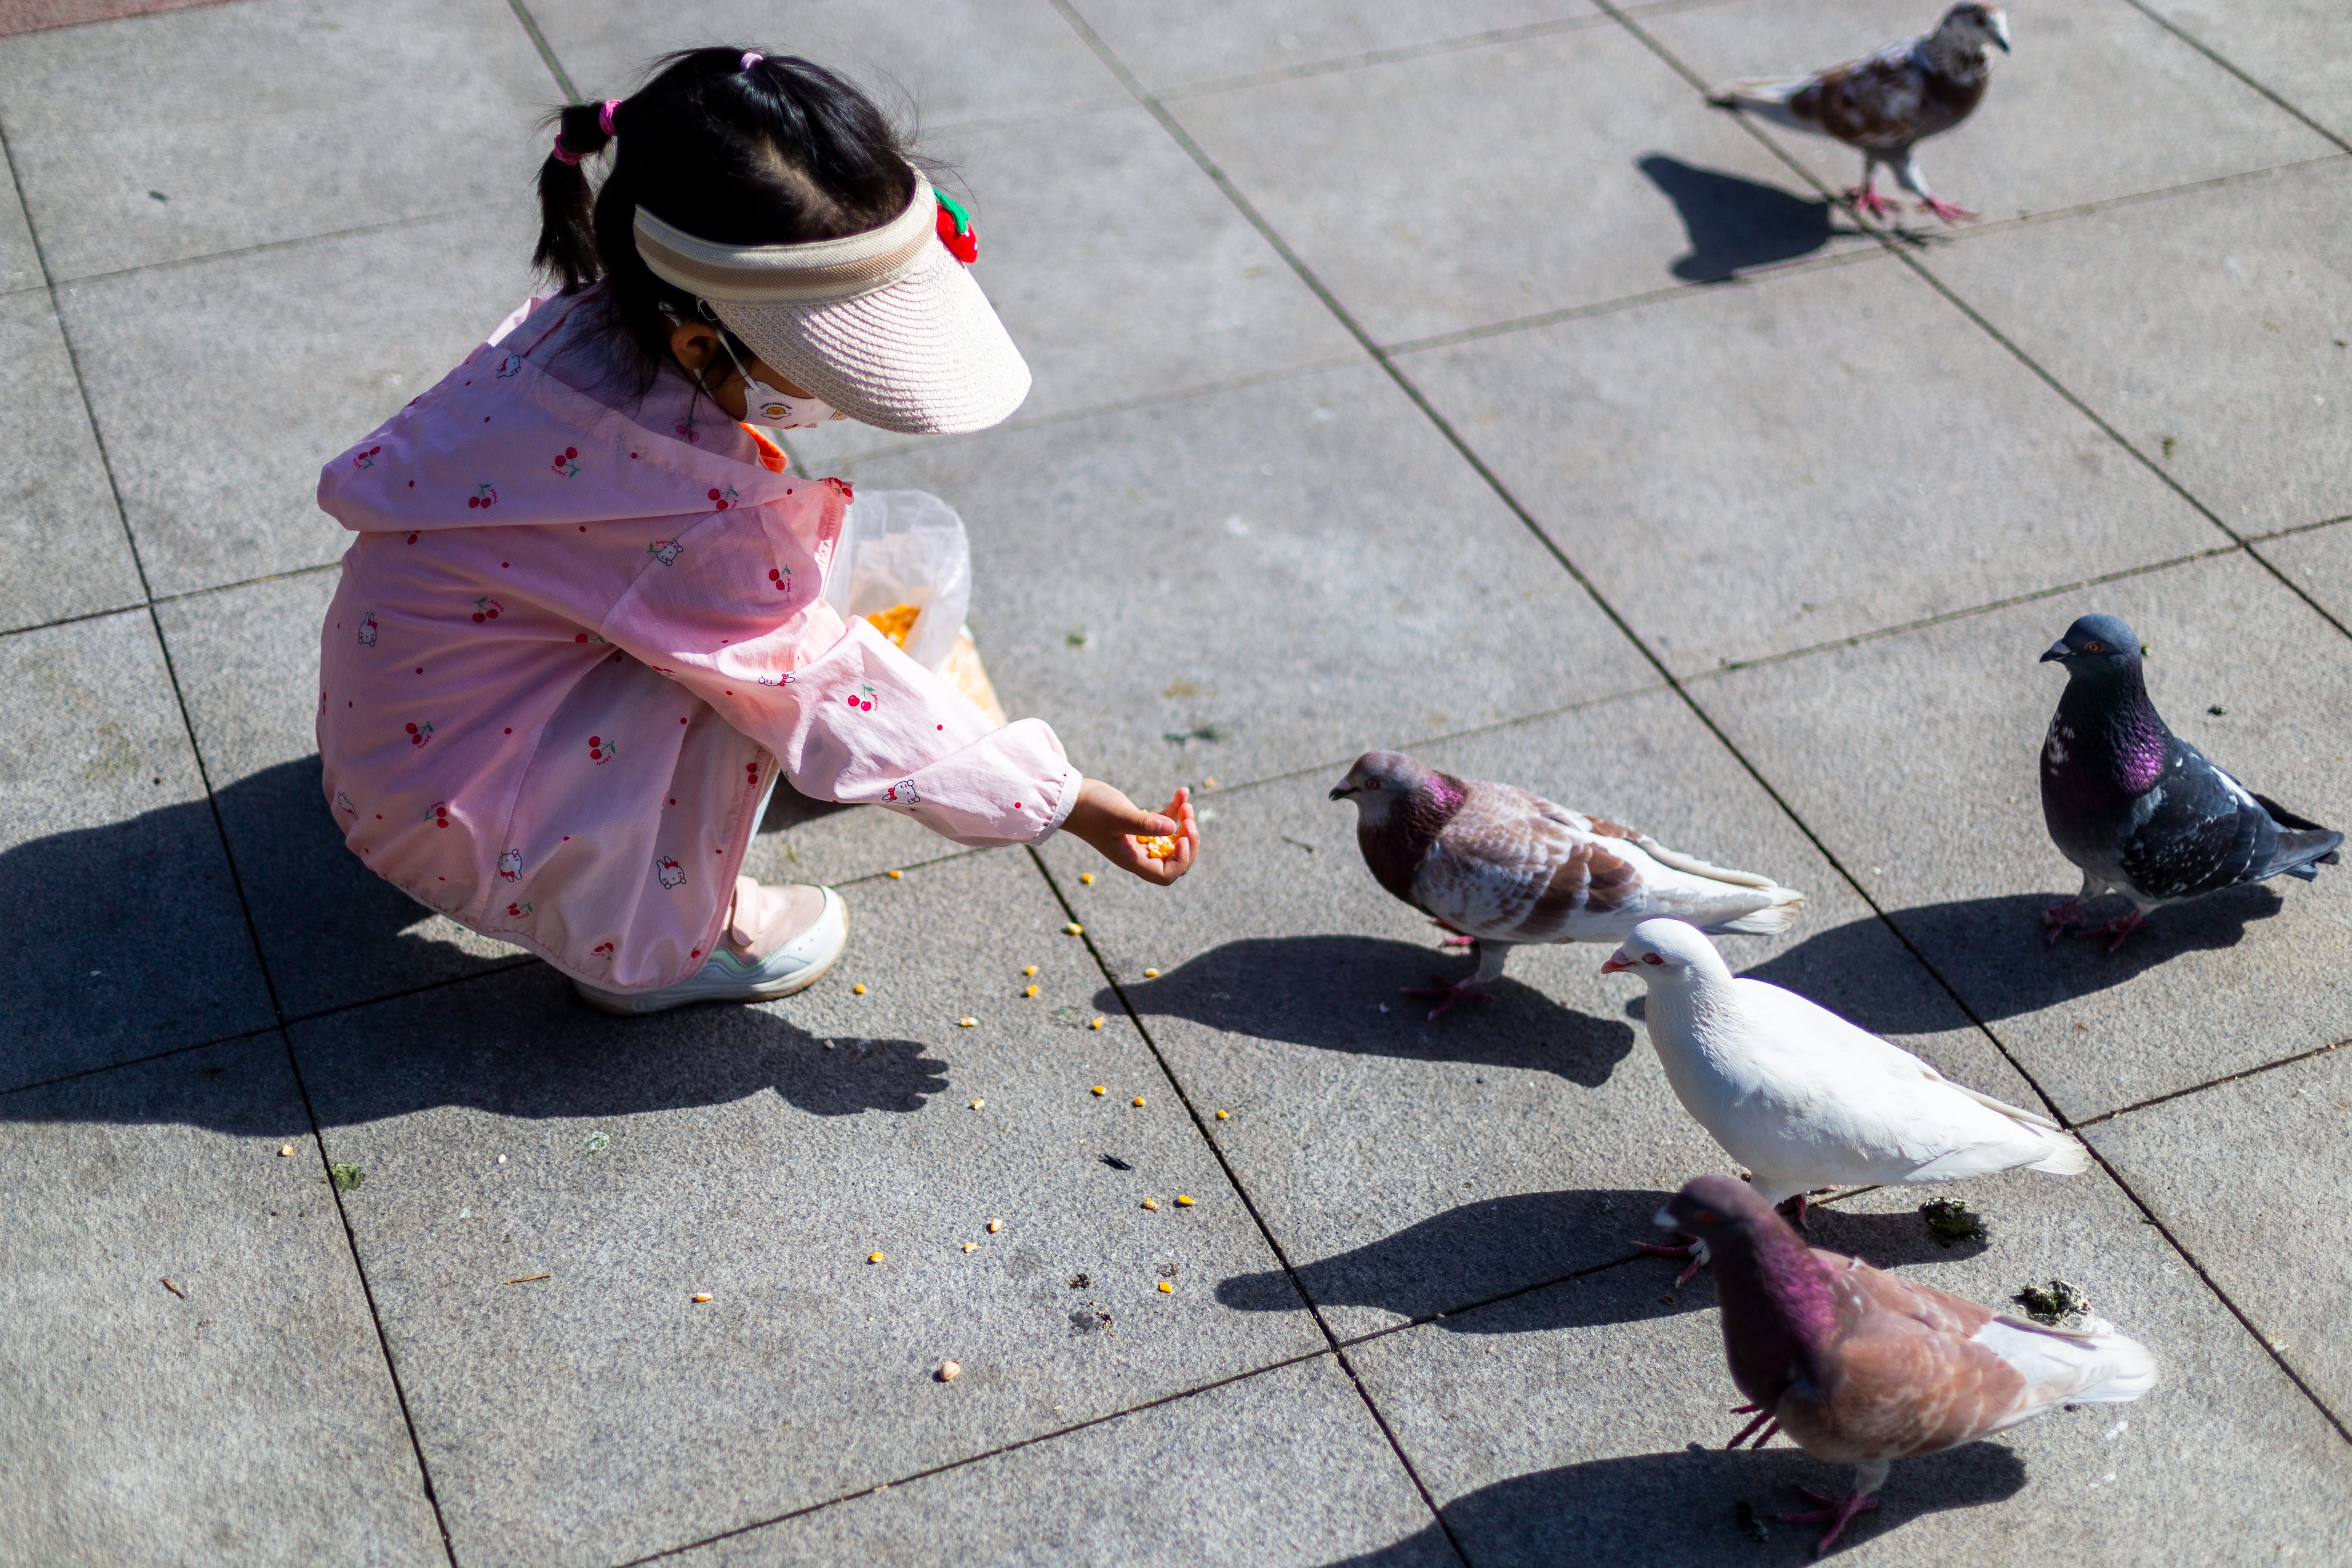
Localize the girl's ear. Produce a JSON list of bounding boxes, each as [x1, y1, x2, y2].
[[667, 317, 721, 373]]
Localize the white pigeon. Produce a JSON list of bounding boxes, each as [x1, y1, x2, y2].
[[1604, 917, 2086, 1225]]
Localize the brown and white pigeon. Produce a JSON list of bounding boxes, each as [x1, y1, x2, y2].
[[1329, 750, 1804, 1017], [1662, 1174, 2154, 1555], [1706, 2, 2010, 224]]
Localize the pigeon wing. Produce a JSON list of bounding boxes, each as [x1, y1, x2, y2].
[[2115, 735, 2278, 900], [1794, 44, 1931, 149], [1412, 783, 1642, 941]]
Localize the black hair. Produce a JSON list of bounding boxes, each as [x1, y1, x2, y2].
[[533, 48, 914, 391]]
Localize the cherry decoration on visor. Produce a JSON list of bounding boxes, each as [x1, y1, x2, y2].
[[934, 190, 978, 264]]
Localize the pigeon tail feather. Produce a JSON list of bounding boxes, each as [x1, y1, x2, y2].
[[1973, 1317, 2156, 1424], [1706, 885, 1807, 936]]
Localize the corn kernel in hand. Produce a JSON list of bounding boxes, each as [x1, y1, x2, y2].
[[864, 603, 921, 648], [1136, 835, 1178, 860]]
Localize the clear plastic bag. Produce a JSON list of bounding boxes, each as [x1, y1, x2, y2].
[[823, 489, 971, 671]]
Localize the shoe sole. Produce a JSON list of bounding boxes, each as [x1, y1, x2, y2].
[[574, 940, 842, 1016]]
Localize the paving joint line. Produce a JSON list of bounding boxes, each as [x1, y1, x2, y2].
[[1022, 836, 1470, 1565], [50, 205, 513, 291], [2069, 1036, 2352, 1130], [1587, 0, 2352, 1446], [0, 1022, 285, 1100], [0, 97, 462, 1563], [505, 0, 577, 102], [2114, 0, 2352, 158], [615, 1342, 1343, 1565]]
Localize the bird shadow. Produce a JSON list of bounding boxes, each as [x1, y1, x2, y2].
[[1218, 1188, 1985, 1329], [1733, 890, 2286, 1033], [0, 961, 951, 1136], [1101, 935, 1636, 1087], [1321, 1441, 2027, 1566], [1639, 154, 1863, 282]]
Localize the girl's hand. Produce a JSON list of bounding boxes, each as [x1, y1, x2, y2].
[[1060, 779, 1200, 886]]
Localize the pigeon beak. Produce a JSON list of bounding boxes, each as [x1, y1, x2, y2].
[[1327, 784, 1354, 800], [1600, 950, 1634, 974], [1992, 18, 2011, 51], [2039, 639, 2070, 664]]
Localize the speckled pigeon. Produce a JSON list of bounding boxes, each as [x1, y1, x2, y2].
[[1662, 1174, 2153, 1555], [1706, 2, 2009, 223], [1330, 750, 1804, 1018], [1604, 918, 2086, 1281], [2040, 614, 2341, 950]]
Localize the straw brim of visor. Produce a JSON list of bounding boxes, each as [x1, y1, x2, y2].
[[632, 173, 1029, 436]]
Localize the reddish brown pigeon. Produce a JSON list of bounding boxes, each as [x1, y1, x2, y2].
[[1707, 2, 2011, 224], [1662, 1175, 2154, 1555], [1330, 751, 1803, 1017]]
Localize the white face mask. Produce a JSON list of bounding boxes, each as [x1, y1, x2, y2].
[[715, 332, 843, 430]]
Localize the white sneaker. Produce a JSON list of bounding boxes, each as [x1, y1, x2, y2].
[[574, 885, 848, 1015]]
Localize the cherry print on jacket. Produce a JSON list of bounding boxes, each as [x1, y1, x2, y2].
[[472, 596, 503, 623], [551, 447, 580, 478], [647, 539, 683, 566], [709, 484, 740, 511], [506, 899, 533, 918], [766, 565, 790, 593], [358, 612, 379, 646], [591, 941, 616, 959], [588, 732, 617, 765], [406, 721, 433, 748], [352, 445, 382, 470], [497, 848, 523, 880], [845, 683, 877, 711], [429, 801, 451, 830], [468, 483, 499, 510], [655, 856, 686, 890]]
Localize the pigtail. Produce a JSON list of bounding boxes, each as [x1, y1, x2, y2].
[[533, 99, 622, 290]]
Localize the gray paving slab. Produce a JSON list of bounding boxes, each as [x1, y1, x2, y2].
[[291, 849, 1323, 1565], [1166, 21, 1832, 347], [781, 98, 1362, 472], [61, 202, 538, 598], [672, 1356, 1455, 1567], [0, 141, 44, 295], [2262, 518, 2352, 631], [0, 1034, 444, 1567], [1923, 158, 2352, 539], [0, 609, 272, 1090], [1695, 551, 2352, 1123], [1399, 251, 2217, 677], [2138, 0, 2352, 147], [1078, 0, 1595, 95], [830, 362, 1658, 798], [1338, 1165, 2352, 1564], [1036, 688, 2046, 1342], [2085, 1044, 2352, 1424], [527, 0, 1126, 132], [0, 288, 145, 635], [1645, 0, 2337, 229], [0, 0, 552, 282], [154, 572, 528, 1022]]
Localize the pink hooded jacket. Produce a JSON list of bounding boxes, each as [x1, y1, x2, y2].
[[316, 291, 1075, 993]]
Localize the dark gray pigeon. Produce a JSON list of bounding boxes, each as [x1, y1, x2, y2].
[[2039, 613, 2341, 949]]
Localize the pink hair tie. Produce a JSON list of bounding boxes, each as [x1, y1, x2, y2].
[[597, 98, 621, 136], [739, 51, 763, 71], [551, 136, 582, 166]]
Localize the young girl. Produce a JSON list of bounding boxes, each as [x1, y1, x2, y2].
[[315, 48, 1197, 1014]]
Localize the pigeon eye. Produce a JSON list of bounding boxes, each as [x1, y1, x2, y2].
[[1642, 952, 1664, 966], [2082, 640, 2104, 652]]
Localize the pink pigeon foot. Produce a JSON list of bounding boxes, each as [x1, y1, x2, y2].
[[1638, 1233, 1708, 1287], [2042, 897, 2083, 946], [1846, 186, 1895, 220], [1725, 1405, 1781, 1449], [1773, 1191, 1812, 1230], [1436, 933, 1477, 949], [1920, 196, 1977, 223], [1401, 977, 1490, 1020], [1781, 1486, 1880, 1556], [2077, 909, 2148, 953]]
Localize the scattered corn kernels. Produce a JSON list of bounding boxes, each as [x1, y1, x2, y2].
[[1132, 1096, 1146, 1107], [1176, 1194, 1194, 1207], [1092, 1085, 1107, 1096], [1079, 872, 1094, 884], [1158, 1280, 1174, 1293], [958, 1017, 977, 1027], [1023, 965, 1038, 976], [869, 1252, 886, 1264], [278, 1145, 294, 1157], [970, 1099, 986, 1109], [852, 983, 867, 995], [888, 869, 903, 880], [692, 1293, 712, 1302], [987, 1219, 1004, 1234], [1136, 835, 1178, 860], [1024, 984, 1040, 997], [1142, 1199, 1160, 1211], [962, 1242, 979, 1253], [937, 1360, 962, 1382], [1215, 1110, 1229, 1120], [864, 603, 921, 648], [1143, 969, 1160, 979], [1089, 1017, 1106, 1029], [1204, 776, 1219, 788], [1065, 923, 1084, 936]]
